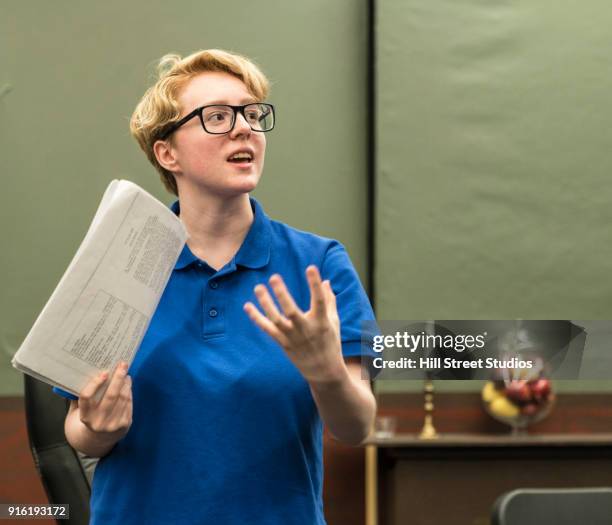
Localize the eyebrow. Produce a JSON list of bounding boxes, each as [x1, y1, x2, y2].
[[202, 98, 258, 106]]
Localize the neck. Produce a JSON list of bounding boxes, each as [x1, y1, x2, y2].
[[176, 190, 254, 269]]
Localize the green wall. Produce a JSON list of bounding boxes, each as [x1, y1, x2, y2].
[[0, 1, 369, 395], [3, 1, 611, 396], [375, 0, 612, 392]]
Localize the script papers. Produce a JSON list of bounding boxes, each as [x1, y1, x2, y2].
[[12, 180, 188, 397]]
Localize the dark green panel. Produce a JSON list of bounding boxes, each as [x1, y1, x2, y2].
[[0, 1, 368, 395], [376, 0, 612, 392]]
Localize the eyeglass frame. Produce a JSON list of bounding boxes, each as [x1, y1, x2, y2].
[[159, 103, 275, 140]]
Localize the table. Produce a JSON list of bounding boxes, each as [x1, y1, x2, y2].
[[365, 433, 612, 525]]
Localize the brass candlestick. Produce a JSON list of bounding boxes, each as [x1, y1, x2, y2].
[[419, 379, 438, 440]]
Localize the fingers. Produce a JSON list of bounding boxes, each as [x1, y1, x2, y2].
[[254, 280, 300, 331], [80, 370, 109, 399], [80, 362, 127, 417], [268, 274, 304, 324], [111, 375, 133, 431], [122, 377, 133, 424], [118, 389, 133, 429], [253, 284, 283, 322], [245, 269, 334, 335], [306, 266, 326, 317], [116, 374, 132, 410], [323, 279, 337, 310], [243, 302, 290, 347], [78, 370, 109, 415], [101, 362, 129, 410], [79, 363, 133, 434]]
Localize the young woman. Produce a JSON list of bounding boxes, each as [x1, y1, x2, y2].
[[61, 49, 376, 524]]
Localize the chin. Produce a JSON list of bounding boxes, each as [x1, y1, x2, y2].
[[221, 175, 260, 196]]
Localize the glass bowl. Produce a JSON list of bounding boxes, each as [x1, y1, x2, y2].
[[481, 379, 556, 435]]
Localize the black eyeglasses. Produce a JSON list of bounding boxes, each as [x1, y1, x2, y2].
[[160, 103, 275, 139]]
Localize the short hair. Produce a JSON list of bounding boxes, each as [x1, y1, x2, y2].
[[129, 49, 270, 195]]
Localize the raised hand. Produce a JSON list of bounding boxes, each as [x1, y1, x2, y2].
[[244, 265, 346, 385]]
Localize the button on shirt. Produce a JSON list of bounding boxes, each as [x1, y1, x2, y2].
[[61, 197, 375, 525]]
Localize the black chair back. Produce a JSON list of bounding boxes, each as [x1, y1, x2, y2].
[[23, 375, 91, 525], [492, 487, 612, 525]]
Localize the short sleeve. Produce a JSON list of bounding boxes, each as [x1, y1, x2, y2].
[[52, 386, 78, 401], [321, 241, 377, 360]]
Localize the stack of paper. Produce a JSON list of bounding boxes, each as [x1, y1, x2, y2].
[[12, 180, 187, 397]]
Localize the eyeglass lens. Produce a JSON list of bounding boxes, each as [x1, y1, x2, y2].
[[202, 104, 274, 133]]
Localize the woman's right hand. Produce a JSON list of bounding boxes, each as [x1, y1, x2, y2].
[[78, 361, 133, 437]]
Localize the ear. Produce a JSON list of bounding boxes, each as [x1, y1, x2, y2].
[[153, 140, 181, 174]]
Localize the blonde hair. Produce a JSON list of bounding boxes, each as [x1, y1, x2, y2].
[[130, 49, 270, 195]]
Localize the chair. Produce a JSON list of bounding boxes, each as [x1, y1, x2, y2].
[[492, 487, 612, 525], [23, 375, 94, 525]]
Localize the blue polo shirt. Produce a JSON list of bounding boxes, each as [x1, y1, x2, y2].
[[56, 196, 375, 524]]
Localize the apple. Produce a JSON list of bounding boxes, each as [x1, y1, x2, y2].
[[505, 380, 531, 404], [531, 378, 551, 400]]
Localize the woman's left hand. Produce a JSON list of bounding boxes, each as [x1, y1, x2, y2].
[[244, 265, 346, 385]]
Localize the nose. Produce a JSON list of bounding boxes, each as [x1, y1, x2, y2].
[[229, 110, 252, 138]]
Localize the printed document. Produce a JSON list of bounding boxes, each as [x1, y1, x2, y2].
[[12, 180, 188, 397]]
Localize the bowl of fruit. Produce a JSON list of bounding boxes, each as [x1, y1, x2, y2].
[[482, 377, 555, 435]]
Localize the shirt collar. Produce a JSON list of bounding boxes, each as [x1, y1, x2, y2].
[[171, 197, 271, 270]]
